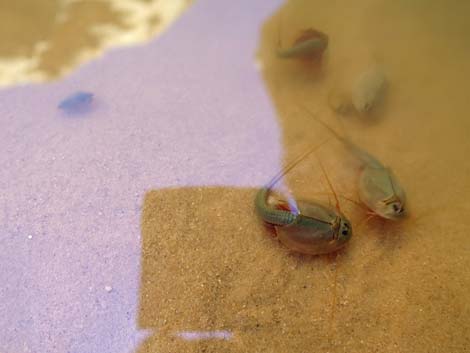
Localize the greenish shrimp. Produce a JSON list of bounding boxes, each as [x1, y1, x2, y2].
[[304, 106, 406, 220], [255, 143, 352, 255], [277, 28, 329, 61]]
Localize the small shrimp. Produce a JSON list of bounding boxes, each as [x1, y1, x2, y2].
[[328, 67, 387, 116], [277, 27, 329, 61], [255, 142, 352, 255], [351, 67, 387, 113], [303, 106, 406, 220]]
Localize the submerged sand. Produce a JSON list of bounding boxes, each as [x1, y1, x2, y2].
[[138, 1, 470, 352]]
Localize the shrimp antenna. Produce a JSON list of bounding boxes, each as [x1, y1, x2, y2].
[[301, 103, 381, 169], [358, 213, 377, 230], [313, 150, 341, 213], [338, 195, 368, 212], [299, 104, 347, 144], [266, 139, 329, 190]]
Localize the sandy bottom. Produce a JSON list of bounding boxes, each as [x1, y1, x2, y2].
[[138, 1, 470, 352], [0, 0, 189, 86]]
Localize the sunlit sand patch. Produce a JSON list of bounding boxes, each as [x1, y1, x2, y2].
[[0, 0, 191, 87]]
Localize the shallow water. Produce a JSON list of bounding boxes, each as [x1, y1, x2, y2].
[[253, 0, 470, 351], [2, 1, 469, 352], [140, 2, 470, 351]]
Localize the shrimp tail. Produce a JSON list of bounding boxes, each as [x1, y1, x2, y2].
[[255, 139, 330, 226], [301, 104, 384, 168]]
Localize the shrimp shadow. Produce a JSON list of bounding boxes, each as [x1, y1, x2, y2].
[[135, 186, 350, 353]]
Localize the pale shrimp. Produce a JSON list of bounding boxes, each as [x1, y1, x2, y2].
[[351, 66, 387, 113], [328, 67, 387, 116]]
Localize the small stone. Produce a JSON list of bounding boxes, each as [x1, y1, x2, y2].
[[104, 285, 113, 292], [58, 91, 94, 115]]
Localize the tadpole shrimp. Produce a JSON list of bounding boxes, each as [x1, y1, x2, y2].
[[351, 66, 387, 114], [255, 142, 351, 341], [255, 142, 352, 255], [328, 66, 388, 117], [275, 15, 329, 63], [303, 106, 406, 220]]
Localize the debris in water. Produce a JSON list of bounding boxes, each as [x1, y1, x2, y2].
[[58, 91, 94, 115]]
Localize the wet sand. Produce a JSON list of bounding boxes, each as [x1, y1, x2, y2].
[[138, 1, 470, 352]]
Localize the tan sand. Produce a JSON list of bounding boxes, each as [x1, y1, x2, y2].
[[138, 1, 470, 352], [0, 0, 190, 85]]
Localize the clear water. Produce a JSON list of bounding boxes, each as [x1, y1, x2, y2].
[[2, 1, 469, 352]]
